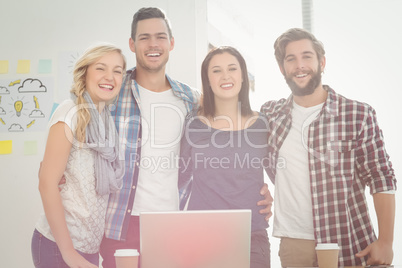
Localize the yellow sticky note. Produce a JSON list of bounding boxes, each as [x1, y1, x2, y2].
[[24, 140, 38, 155], [17, 60, 30, 73], [0, 140, 12, 154], [0, 60, 9, 74]]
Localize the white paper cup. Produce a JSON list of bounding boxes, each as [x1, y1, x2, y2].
[[315, 243, 339, 268], [114, 249, 139, 268]]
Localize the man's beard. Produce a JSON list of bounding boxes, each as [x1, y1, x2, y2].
[[285, 65, 322, 96]]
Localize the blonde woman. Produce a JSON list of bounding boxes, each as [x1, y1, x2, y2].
[[31, 44, 126, 268]]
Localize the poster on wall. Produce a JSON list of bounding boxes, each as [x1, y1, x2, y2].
[[0, 77, 54, 132]]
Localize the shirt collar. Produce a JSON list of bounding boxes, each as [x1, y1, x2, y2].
[[322, 85, 339, 118], [126, 67, 195, 104], [282, 85, 339, 118]]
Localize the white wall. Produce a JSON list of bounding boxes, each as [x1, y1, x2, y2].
[[0, 1, 207, 267]]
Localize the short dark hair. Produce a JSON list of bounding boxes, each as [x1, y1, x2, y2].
[[200, 46, 253, 117], [274, 28, 325, 69], [131, 7, 173, 40]]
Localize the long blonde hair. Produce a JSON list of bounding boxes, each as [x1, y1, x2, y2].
[[70, 44, 126, 143]]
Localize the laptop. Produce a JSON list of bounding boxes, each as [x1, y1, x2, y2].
[[139, 209, 251, 268]]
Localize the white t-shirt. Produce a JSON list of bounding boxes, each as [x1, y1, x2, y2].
[[35, 99, 109, 254], [131, 86, 187, 215], [273, 101, 323, 240]]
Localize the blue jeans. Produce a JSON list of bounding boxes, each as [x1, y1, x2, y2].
[[31, 229, 99, 268]]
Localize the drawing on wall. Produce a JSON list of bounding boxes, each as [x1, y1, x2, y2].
[[0, 77, 54, 132], [57, 50, 81, 101]]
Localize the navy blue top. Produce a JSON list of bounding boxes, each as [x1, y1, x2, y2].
[[179, 113, 269, 231]]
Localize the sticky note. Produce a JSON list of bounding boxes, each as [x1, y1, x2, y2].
[[0, 60, 8, 74], [24, 140, 38, 155], [17, 60, 30, 73], [38, 59, 52, 73], [49, 102, 59, 119], [0, 140, 12, 154]]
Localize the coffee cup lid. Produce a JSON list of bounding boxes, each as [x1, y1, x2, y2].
[[315, 243, 339, 250], [114, 249, 139, 257]]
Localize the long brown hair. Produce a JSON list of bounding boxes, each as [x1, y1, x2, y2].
[[199, 46, 253, 118]]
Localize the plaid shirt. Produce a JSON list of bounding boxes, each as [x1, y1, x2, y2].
[[260, 86, 396, 266], [105, 67, 199, 241]]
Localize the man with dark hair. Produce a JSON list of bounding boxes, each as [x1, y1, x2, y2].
[[261, 28, 396, 267], [99, 7, 199, 267]]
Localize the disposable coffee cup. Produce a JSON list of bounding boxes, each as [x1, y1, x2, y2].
[[315, 243, 339, 268], [114, 249, 139, 268]]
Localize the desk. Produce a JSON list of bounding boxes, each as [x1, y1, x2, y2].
[[345, 266, 401, 268], [343, 266, 399, 268], [287, 265, 402, 268], [345, 267, 400, 268]]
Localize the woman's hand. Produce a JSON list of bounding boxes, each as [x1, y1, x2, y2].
[[62, 248, 98, 268]]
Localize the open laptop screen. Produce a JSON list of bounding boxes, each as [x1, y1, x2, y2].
[[140, 209, 251, 268]]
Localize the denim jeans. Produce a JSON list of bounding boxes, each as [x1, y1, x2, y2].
[[31, 229, 99, 268]]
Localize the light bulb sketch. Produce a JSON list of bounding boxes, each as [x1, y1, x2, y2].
[[14, 100, 23, 117]]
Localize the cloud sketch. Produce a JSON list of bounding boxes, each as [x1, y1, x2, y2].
[[29, 109, 45, 118], [8, 123, 24, 132], [0, 87, 10, 94], [18, 78, 47, 93]]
